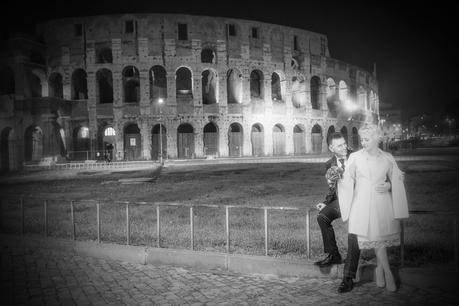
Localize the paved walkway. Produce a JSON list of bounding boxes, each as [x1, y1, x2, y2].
[[1, 246, 457, 305]]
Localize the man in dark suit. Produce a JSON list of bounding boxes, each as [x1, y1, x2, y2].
[[314, 132, 357, 272]]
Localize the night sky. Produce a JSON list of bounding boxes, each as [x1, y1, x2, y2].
[[3, 0, 458, 121]]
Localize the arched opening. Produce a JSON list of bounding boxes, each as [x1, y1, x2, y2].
[[71, 69, 88, 100], [0, 66, 15, 95], [177, 123, 194, 159], [96, 69, 113, 103], [102, 126, 116, 161], [352, 127, 360, 150], [203, 122, 219, 156], [202, 69, 217, 105], [272, 124, 285, 156], [291, 75, 306, 107], [310, 76, 321, 110], [271, 72, 282, 101], [311, 124, 322, 154], [149, 65, 167, 101], [293, 124, 306, 155], [123, 66, 140, 103], [228, 123, 243, 157], [1, 127, 18, 171], [151, 124, 167, 160], [227, 69, 242, 104], [24, 125, 43, 162], [96, 47, 113, 64], [48, 72, 63, 98], [340, 126, 348, 145], [201, 48, 215, 63], [326, 78, 338, 117], [176, 67, 192, 98], [251, 123, 264, 156], [250, 70, 263, 99], [72, 126, 90, 160], [124, 124, 141, 161], [326, 126, 335, 146]]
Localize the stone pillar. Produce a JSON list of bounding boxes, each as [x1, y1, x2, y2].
[[285, 122, 294, 155], [166, 73, 177, 106], [62, 66, 71, 100], [113, 71, 122, 107], [219, 122, 229, 157], [193, 72, 202, 107], [139, 68, 151, 116], [167, 121, 177, 159], [138, 37, 149, 61], [140, 119, 151, 160], [265, 123, 273, 156], [61, 46, 70, 66], [305, 125, 312, 154], [86, 40, 95, 65], [112, 39, 122, 64], [243, 122, 252, 157], [216, 40, 227, 65]]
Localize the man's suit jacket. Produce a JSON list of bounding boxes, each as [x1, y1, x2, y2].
[[323, 150, 352, 206]]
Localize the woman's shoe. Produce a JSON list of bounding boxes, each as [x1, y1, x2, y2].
[[385, 271, 397, 292], [375, 265, 385, 288]]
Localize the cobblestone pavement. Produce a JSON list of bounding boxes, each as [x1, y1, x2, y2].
[[1, 246, 457, 306]]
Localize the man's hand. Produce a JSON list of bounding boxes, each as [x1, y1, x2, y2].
[[316, 203, 326, 211], [375, 182, 391, 193]]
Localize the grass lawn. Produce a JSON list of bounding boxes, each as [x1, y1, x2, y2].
[[1, 158, 459, 267]]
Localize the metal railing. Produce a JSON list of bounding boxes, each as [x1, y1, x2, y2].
[[1, 197, 458, 270]]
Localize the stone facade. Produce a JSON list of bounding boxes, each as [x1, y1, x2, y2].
[[0, 14, 380, 171]]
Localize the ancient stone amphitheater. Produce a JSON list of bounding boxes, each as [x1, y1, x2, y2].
[[0, 13, 379, 171]]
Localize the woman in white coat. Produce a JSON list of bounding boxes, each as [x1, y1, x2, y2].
[[338, 124, 409, 291]]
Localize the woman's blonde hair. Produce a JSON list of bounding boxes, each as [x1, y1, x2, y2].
[[358, 123, 384, 143]]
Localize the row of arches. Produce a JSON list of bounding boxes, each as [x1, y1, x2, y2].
[[70, 122, 361, 161], [15, 65, 377, 112], [1, 121, 361, 171]]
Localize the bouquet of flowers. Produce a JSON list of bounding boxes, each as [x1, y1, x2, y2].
[[325, 165, 344, 189]]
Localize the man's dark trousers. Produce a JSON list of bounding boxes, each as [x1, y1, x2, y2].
[[317, 199, 341, 255], [343, 233, 360, 279]]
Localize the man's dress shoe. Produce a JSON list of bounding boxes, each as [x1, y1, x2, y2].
[[338, 278, 354, 293], [317, 253, 342, 267]]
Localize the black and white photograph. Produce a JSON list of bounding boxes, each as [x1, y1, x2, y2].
[[1, 0, 458, 305]]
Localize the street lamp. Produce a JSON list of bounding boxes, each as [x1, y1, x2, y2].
[[158, 98, 164, 165]]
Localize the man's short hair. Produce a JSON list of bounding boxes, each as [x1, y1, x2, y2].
[[328, 132, 345, 145]]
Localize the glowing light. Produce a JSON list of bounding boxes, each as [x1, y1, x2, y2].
[[343, 98, 358, 112], [158, 98, 164, 104]]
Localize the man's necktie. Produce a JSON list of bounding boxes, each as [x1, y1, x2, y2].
[[339, 158, 345, 171]]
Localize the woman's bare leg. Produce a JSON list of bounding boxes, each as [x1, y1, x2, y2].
[[374, 249, 385, 287], [376, 246, 396, 291]]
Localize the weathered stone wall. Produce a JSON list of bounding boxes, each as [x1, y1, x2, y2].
[[0, 14, 380, 170]]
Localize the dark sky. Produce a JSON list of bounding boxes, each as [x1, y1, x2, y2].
[[3, 0, 459, 121]]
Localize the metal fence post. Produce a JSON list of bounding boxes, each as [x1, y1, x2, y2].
[[70, 200, 75, 240], [20, 197, 24, 235], [306, 209, 310, 260], [400, 220, 405, 267], [44, 200, 48, 237], [96, 201, 101, 243], [190, 206, 194, 250], [156, 205, 160, 248], [264, 208, 268, 256], [126, 202, 130, 245], [226, 206, 230, 254]]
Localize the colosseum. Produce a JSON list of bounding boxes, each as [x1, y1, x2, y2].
[[0, 13, 379, 171]]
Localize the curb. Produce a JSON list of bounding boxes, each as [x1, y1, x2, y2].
[[3, 233, 456, 289], [0, 234, 339, 278]]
